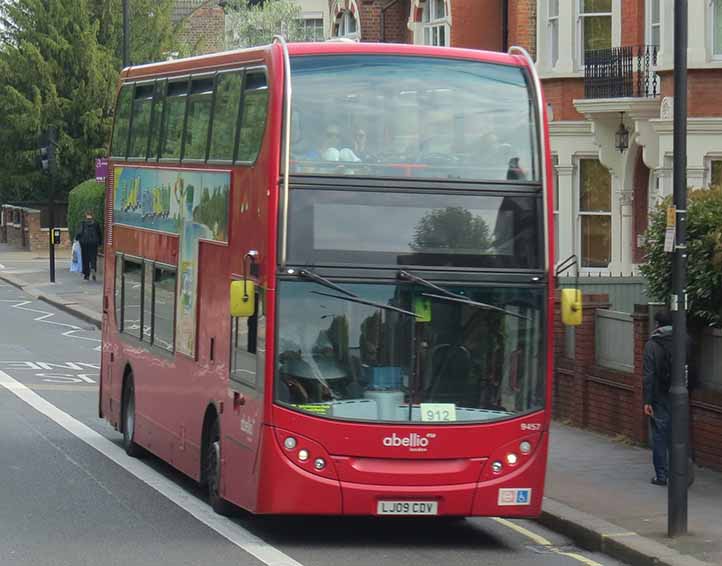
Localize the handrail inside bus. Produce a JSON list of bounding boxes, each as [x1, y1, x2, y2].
[[508, 45, 550, 273], [274, 34, 292, 269]]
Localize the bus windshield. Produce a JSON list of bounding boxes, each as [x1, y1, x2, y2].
[[289, 55, 539, 182], [275, 281, 545, 424]]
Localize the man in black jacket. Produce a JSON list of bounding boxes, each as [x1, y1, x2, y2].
[[76, 210, 102, 281], [643, 310, 674, 486]]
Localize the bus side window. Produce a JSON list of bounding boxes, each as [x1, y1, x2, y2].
[[236, 70, 268, 163], [159, 79, 189, 160], [231, 288, 265, 389], [110, 85, 133, 159], [208, 71, 243, 162], [183, 76, 214, 161], [128, 82, 155, 159], [147, 80, 166, 161]]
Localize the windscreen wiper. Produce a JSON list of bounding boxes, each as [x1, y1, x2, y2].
[[398, 270, 531, 321], [311, 291, 420, 318], [297, 268, 356, 297], [293, 268, 419, 318]]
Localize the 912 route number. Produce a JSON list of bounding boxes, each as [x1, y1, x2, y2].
[[521, 423, 542, 431]]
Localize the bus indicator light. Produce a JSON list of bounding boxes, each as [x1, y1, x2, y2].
[[520, 441, 532, 454], [284, 437, 297, 450]]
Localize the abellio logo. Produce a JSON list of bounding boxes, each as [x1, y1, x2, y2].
[[382, 433, 433, 449]]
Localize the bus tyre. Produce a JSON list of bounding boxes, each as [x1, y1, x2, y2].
[[206, 419, 233, 516], [122, 376, 143, 458]]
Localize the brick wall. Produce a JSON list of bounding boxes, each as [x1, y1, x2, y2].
[[507, 0, 536, 58], [553, 297, 722, 473], [541, 78, 585, 122], [178, 1, 225, 55], [450, 0, 503, 51], [0, 206, 71, 252], [621, 0, 645, 47], [660, 69, 722, 118]]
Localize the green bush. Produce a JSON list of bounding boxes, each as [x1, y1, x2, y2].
[[641, 187, 722, 327], [67, 179, 105, 241]]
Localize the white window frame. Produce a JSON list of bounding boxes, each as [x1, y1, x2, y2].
[[422, 0, 450, 47], [300, 13, 325, 42], [576, 156, 613, 272], [646, 0, 661, 48], [576, 0, 613, 68], [334, 10, 360, 40], [710, 0, 722, 59], [548, 0, 560, 68], [705, 154, 722, 187]]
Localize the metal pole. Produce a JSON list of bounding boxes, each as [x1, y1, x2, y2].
[[47, 129, 56, 284], [669, 0, 688, 538], [122, 0, 129, 68]]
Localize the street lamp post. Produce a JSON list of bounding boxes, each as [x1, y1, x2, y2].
[[669, 0, 689, 538]]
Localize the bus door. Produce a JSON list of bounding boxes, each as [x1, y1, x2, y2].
[[224, 283, 266, 509]]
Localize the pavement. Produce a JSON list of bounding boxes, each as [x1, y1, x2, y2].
[[1, 243, 720, 566]]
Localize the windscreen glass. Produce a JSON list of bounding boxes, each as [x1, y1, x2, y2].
[[275, 281, 545, 424], [289, 55, 539, 182]]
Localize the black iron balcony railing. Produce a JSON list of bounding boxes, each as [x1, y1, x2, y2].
[[584, 45, 658, 99]]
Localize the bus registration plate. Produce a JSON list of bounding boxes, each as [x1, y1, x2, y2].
[[377, 501, 438, 516]]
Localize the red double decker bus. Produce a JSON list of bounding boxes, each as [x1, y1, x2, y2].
[[100, 39, 556, 518]]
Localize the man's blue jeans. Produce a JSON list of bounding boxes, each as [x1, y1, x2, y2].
[[651, 399, 671, 481]]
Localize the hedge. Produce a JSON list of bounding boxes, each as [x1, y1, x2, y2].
[[67, 179, 105, 241], [641, 187, 722, 327]]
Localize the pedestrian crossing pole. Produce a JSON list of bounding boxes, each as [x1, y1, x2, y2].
[[669, 0, 689, 538]]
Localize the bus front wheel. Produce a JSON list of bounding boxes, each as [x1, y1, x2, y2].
[[122, 375, 143, 458], [206, 419, 234, 516]]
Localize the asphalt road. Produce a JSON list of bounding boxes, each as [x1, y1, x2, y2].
[[0, 281, 629, 566]]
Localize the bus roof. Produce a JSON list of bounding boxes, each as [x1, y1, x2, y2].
[[121, 42, 528, 82]]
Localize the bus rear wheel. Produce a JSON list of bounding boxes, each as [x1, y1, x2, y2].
[[206, 419, 234, 516], [122, 375, 143, 458]]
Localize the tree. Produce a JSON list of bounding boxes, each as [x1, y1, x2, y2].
[[641, 187, 722, 327], [411, 206, 493, 253], [225, 0, 303, 49], [90, 0, 176, 66], [0, 0, 117, 203]]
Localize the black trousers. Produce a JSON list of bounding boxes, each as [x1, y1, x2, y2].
[[80, 243, 98, 277]]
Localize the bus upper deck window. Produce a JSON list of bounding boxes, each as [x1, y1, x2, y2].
[[183, 76, 214, 161], [208, 71, 242, 162], [159, 79, 189, 160], [129, 83, 155, 159], [237, 70, 269, 163], [111, 85, 133, 159]]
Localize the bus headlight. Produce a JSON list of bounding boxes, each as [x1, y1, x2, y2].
[[314, 458, 326, 470], [298, 449, 309, 462], [506, 453, 518, 466], [491, 461, 503, 474]]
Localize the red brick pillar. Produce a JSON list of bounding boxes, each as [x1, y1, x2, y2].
[[571, 294, 610, 427], [632, 306, 651, 444]]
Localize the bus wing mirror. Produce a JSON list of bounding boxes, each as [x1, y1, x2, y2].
[[230, 280, 256, 318], [561, 289, 582, 326]]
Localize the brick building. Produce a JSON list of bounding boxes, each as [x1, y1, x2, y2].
[[535, 0, 722, 274], [174, 0, 226, 55], [328, 0, 535, 53]]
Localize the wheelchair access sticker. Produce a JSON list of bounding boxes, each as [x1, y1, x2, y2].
[[498, 488, 532, 506]]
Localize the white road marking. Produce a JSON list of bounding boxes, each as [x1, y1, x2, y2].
[[492, 518, 604, 566], [0, 369, 305, 566], [0, 263, 5, 269], [0, 299, 101, 347]]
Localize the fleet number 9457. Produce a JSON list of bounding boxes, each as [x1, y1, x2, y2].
[[521, 423, 542, 431]]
